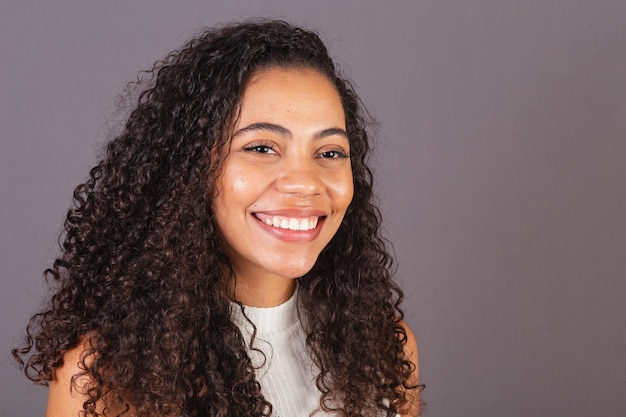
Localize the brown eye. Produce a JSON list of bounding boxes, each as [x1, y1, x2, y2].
[[318, 149, 349, 159], [243, 144, 277, 154]]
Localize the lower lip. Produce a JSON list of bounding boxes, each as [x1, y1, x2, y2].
[[253, 215, 326, 243]]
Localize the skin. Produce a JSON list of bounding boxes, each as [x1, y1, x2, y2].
[[401, 322, 421, 416], [46, 337, 130, 417], [46, 338, 91, 416], [45, 66, 420, 416], [214, 67, 354, 307]]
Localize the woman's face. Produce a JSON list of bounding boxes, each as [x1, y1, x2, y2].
[[213, 66, 353, 287]]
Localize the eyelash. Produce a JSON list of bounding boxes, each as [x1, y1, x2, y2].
[[242, 143, 350, 159], [242, 142, 276, 154], [317, 148, 350, 159]]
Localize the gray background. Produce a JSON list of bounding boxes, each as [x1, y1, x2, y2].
[[1, 1, 625, 416]]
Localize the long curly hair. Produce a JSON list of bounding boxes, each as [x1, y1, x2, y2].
[[14, 20, 420, 417]]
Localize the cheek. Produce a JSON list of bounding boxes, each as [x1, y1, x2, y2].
[[333, 171, 354, 208], [324, 173, 353, 246], [229, 176, 249, 195], [219, 167, 254, 201]]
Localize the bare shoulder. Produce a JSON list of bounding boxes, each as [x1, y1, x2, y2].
[[399, 320, 421, 417], [46, 339, 95, 417], [400, 321, 419, 368]]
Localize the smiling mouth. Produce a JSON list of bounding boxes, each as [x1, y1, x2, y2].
[[254, 214, 322, 231]]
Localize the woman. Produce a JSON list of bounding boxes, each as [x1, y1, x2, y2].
[[14, 20, 421, 417]]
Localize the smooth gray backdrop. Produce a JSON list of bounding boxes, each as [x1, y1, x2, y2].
[[1, 1, 625, 416]]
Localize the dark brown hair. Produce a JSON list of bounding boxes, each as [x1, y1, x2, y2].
[[14, 19, 421, 417]]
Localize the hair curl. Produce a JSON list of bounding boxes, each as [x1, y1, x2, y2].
[[14, 19, 421, 417]]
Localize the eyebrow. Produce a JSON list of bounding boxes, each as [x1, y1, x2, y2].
[[233, 122, 348, 140]]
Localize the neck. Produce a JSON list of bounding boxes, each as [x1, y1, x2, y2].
[[229, 274, 297, 307]]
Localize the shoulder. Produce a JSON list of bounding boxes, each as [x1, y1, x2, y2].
[[46, 339, 95, 417], [399, 320, 419, 390], [47, 339, 134, 417], [399, 320, 421, 417], [400, 321, 418, 366]]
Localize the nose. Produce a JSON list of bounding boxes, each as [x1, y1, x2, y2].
[[275, 159, 324, 197]]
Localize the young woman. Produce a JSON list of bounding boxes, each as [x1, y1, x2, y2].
[[14, 20, 421, 417]]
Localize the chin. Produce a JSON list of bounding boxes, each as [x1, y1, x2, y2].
[[277, 267, 314, 280], [270, 260, 318, 280]]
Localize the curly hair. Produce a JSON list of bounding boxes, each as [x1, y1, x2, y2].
[[14, 19, 421, 417]]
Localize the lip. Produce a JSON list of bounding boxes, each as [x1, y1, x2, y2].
[[253, 208, 328, 217], [251, 209, 327, 243]]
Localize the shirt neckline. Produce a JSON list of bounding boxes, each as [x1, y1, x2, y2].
[[229, 286, 300, 335]]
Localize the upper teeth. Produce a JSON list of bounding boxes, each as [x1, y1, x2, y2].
[[264, 216, 319, 231]]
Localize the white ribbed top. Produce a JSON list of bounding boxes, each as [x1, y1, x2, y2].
[[230, 290, 398, 417], [230, 288, 327, 417]]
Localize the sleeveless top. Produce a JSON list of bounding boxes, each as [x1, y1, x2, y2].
[[230, 287, 326, 417], [230, 288, 399, 417]]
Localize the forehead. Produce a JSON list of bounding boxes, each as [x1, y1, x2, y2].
[[237, 66, 345, 128]]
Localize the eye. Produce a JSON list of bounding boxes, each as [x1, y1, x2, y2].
[[242, 143, 277, 154], [317, 148, 350, 159]]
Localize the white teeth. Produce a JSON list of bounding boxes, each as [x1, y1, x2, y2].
[[264, 215, 320, 231]]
